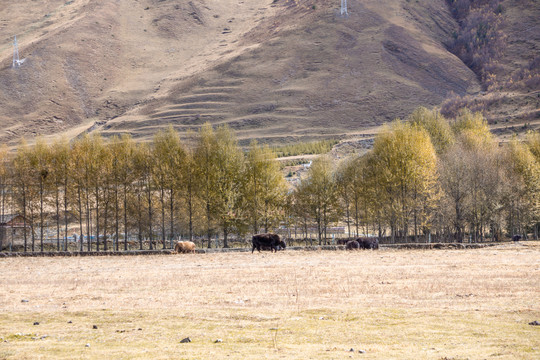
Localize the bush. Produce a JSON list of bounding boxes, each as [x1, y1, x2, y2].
[[504, 56, 540, 91], [273, 139, 339, 158]]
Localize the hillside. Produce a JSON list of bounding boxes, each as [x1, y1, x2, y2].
[[0, 0, 511, 145], [440, 0, 540, 140]]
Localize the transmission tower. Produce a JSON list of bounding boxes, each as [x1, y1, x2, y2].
[[341, 0, 348, 16], [12, 36, 25, 68]]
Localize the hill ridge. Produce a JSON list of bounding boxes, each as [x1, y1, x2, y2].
[[4, 0, 530, 145]]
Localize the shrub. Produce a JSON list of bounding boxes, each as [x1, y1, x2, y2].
[[273, 139, 339, 158]]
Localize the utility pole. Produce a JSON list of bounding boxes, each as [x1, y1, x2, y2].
[[12, 36, 25, 68], [341, 0, 348, 16]]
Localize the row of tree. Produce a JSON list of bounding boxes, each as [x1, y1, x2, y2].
[[0, 124, 288, 252], [1, 108, 539, 252], [291, 107, 540, 244]]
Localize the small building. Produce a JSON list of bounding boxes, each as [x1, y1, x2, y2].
[[0, 214, 30, 250]]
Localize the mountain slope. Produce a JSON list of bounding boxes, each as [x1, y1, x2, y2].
[[440, 0, 540, 139], [0, 0, 480, 145]]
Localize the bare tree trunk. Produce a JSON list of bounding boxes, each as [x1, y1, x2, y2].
[[188, 189, 193, 242], [161, 188, 165, 249], [223, 227, 229, 248], [253, 176, 259, 234], [345, 199, 351, 237], [22, 186, 27, 252], [63, 178, 68, 251], [0, 182, 4, 250], [123, 186, 128, 251], [137, 186, 143, 250], [55, 188, 60, 251], [264, 202, 269, 234], [147, 180, 153, 250], [39, 178, 44, 252], [78, 186, 83, 251], [317, 208, 322, 246], [95, 186, 100, 252], [86, 187, 91, 251], [323, 205, 328, 245], [354, 196, 359, 237], [206, 202, 211, 249], [103, 187, 110, 252], [169, 189, 174, 249], [364, 202, 369, 237], [115, 186, 119, 251], [30, 200, 35, 252]]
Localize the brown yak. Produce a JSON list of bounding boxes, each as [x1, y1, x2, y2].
[[175, 241, 196, 254]]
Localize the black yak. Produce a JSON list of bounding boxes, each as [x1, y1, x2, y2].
[[346, 240, 360, 250], [252, 233, 286, 253], [357, 237, 379, 250]]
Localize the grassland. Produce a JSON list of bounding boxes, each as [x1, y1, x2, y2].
[[0, 242, 539, 359]]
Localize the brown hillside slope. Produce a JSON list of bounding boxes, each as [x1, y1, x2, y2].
[[441, 0, 540, 139], [0, 0, 480, 145]]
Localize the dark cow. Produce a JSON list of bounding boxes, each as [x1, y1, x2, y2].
[[346, 240, 360, 250], [512, 234, 522, 242], [252, 233, 286, 253], [260, 244, 286, 251], [357, 237, 379, 250]]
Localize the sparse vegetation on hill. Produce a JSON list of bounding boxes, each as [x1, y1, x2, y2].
[[272, 139, 339, 158], [505, 55, 540, 92], [447, 0, 506, 87], [0, 0, 537, 145], [1, 0, 483, 145], [442, 0, 540, 130]]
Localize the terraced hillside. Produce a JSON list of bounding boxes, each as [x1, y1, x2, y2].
[[102, 0, 482, 145], [0, 0, 513, 145]]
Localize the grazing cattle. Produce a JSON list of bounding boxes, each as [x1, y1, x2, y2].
[[357, 237, 379, 250], [346, 240, 360, 250], [175, 241, 196, 254], [252, 233, 286, 253], [512, 234, 522, 242], [260, 243, 286, 251]]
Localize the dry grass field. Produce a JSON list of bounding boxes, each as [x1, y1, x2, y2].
[[0, 243, 539, 359]]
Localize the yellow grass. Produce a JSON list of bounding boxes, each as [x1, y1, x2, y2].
[[1, 243, 539, 359]]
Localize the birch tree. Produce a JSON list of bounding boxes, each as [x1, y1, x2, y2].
[[370, 122, 438, 241], [244, 141, 287, 234], [301, 155, 340, 245], [194, 123, 218, 248], [49, 137, 71, 250], [213, 125, 246, 248]]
